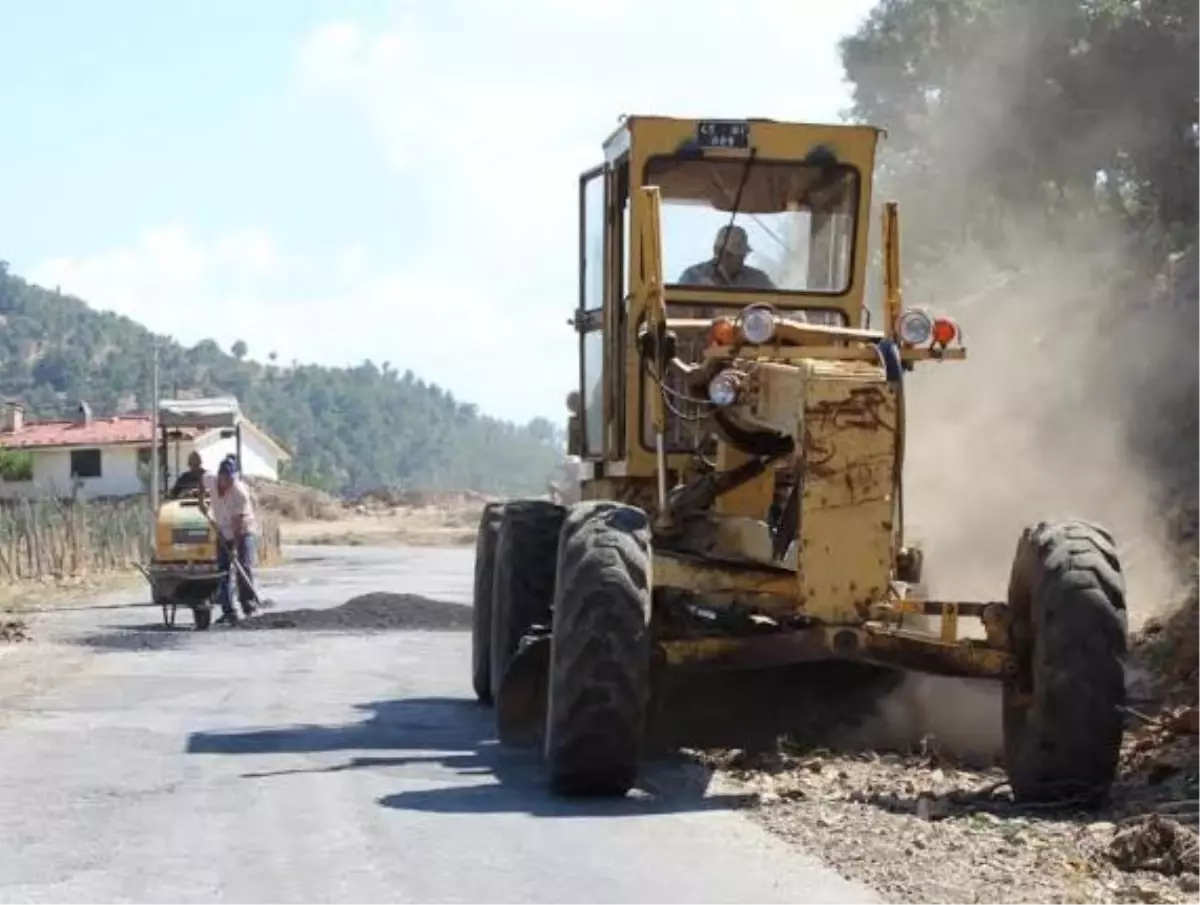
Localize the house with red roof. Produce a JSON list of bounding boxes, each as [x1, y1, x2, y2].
[[0, 400, 291, 500]]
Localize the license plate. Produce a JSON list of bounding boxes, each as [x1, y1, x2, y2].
[[697, 120, 750, 149], [171, 528, 211, 545]]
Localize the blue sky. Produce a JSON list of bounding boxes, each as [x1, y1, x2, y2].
[[1, 0, 877, 424]]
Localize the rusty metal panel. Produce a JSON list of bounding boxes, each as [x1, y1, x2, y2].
[[795, 370, 897, 624]]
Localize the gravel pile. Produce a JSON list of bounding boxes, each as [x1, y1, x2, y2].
[[698, 734, 1198, 904], [240, 592, 472, 632]]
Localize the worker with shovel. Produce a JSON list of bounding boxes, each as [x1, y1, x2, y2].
[[199, 455, 259, 626]]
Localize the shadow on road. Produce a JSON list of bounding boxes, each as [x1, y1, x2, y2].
[[73, 621, 195, 652], [25, 598, 160, 615], [187, 696, 749, 818]]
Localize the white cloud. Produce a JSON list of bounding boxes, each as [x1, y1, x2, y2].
[[31, 224, 209, 323], [287, 0, 877, 420], [334, 243, 369, 282], [26, 2, 875, 425], [27, 225, 287, 356], [214, 229, 281, 280]]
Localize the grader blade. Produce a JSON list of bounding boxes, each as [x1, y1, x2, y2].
[[495, 634, 550, 748]]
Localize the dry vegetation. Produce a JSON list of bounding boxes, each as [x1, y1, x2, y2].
[[0, 496, 283, 633], [700, 721, 1198, 904], [253, 479, 492, 548], [0, 497, 147, 582]]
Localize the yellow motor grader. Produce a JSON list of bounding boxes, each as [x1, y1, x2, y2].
[[472, 115, 1127, 802]]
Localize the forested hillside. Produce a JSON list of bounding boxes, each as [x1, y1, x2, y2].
[[0, 265, 563, 495], [842, 0, 1196, 256]]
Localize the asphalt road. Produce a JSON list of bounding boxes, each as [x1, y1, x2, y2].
[[0, 545, 876, 904]]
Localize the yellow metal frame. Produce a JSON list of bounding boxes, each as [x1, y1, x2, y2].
[[575, 114, 1008, 683], [606, 117, 885, 479]]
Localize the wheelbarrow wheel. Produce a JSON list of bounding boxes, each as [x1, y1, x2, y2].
[[192, 605, 212, 632]]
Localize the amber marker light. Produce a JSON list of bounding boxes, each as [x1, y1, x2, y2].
[[708, 317, 738, 346]]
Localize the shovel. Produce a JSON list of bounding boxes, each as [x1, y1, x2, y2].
[[199, 508, 273, 612]]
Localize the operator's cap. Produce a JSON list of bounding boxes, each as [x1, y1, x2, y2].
[[714, 224, 751, 256], [218, 456, 237, 477]]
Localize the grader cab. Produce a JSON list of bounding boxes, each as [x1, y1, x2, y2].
[[472, 115, 1128, 802]]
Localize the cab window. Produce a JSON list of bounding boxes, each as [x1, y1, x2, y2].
[[578, 167, 606, 458], [645, 156, 860, 298]]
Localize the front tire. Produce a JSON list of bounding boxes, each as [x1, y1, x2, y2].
[[545, 501, 651, 797], [1003, 519, 1127, 805]]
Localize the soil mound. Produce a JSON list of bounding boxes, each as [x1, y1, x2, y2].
[[241, 592, 472, 632]]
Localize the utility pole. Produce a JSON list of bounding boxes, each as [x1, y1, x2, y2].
[[149, 343, 160, 526], [173, 380, 180, 479]]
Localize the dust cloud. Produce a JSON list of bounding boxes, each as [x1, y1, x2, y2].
[[901, 233, 1182, 629], [855, 233, 1187, 762], [831, 4, 1194, 760]]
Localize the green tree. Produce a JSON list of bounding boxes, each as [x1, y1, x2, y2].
[[840, 0, 1198, 254]]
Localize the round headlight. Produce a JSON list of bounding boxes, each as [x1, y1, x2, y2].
[[707, 371, 742, 406], [739, 305, 777, 344], [897, 308, 933, 345]]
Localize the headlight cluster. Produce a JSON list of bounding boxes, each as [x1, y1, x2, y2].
[[707, 370, 743, 406], [896, 307, 960, 348], [707, 304, 780, 348], [738, 304, 777, 344], [701, 304, 773, 407]]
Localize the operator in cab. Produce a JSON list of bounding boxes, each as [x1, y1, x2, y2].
[[677, 224, 776, 289], [167, 451, 206, 500], [199, 455, 259, 625]]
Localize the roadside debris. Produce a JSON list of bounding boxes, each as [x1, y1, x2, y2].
[[1122, 705, 1199, 789], [696, 592, 1199, 904], [698, 735, 1198, 904], [0, 618, 27, 643], [1109, 815, 1199, 877]]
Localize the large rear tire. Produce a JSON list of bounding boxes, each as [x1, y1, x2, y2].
[[1003, 519, 1127, 805], [471, 503, 506, 704], [490, 500, 566, 698], [545, 501, 651, 797]]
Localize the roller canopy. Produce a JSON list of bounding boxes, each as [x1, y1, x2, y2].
[[157, 397, 243, 430]]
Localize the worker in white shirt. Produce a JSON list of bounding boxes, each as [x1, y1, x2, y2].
[[199, 455, 259, 625]]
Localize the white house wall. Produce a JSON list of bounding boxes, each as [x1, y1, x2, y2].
[[0, 431, 284, 501], [0, 444, 181, 500]]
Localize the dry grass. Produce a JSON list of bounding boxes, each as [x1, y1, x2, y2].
[[281, 501, 484, 548], [0, 497, 283, 637], [248, 478, 343, 521], [0, 497, 147, 581]]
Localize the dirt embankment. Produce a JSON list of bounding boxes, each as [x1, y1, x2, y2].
[[280, 504, 485, 548], [701, 710, 1197, 904], [250, 480, 493, 548]]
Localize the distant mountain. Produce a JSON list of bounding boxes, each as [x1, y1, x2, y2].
[[0, 262, 563, 496]]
